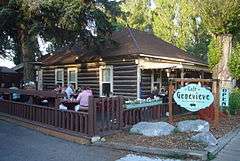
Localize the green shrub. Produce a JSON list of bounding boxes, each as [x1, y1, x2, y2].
[[228, 88, 240, 115]]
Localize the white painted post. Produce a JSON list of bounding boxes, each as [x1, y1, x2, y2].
[[180, 69, 185, 86], [160, 69, 163, 89], [137, 65, 141, 99]]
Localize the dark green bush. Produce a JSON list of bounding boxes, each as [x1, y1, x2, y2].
[[228, 88, 240, 115]]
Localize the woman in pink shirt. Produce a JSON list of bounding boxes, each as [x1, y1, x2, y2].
[[75, 86, 93, 111]]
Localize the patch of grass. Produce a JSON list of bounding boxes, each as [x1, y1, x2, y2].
[[207, 152, 216, 160]]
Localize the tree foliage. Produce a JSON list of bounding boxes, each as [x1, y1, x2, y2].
[[0, 0, 116, 61], [193, 0, 240, 78], [0, 0, 116, 81], [186, 25, 211, 62], [118, 0, 151, 31], [193, 0, 240, 35], [152, 0, 196, 49], [229, 43, 240, 79], [117, 0, 210, 62], [207, 36, 222, 71]]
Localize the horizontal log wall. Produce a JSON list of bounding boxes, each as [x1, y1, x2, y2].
[[141, 69, 152, 98], [78, 64, 100, 96], [42, 63, 101, 96], [42, 68, 55, 90], [107, 60, 138, 99], [42, 60, 138, 98]]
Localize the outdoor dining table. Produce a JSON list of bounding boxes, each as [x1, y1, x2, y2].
[[61, 100, 79, 111], [61, 97, 117, 111]]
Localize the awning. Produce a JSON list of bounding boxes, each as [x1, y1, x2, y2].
[[139, 60, 183, 69], [138, 59, 209, 72]]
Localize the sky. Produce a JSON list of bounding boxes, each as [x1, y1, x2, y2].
[[0, 58, 15, 68]]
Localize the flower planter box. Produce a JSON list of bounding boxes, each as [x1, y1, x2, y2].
[[125, 100, 162, 110]]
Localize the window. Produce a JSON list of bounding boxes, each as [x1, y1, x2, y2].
[[99, 66, 113, 97], [55, 69, 64, 87], [151, 71, 162, 92], [67, 68, 78, 89]]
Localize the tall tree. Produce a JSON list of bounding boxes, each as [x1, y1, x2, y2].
[[0, 0, 114, 82], [152, 0, 196, 50], [229, 43, 240, 80], [193, 0, 240, 88], [118, 0, 209, 59], [117, 0, 152, 31], [186, 21, 211, 62]]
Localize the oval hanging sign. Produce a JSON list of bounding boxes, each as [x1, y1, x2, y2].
[[173, 84, 214, 112]]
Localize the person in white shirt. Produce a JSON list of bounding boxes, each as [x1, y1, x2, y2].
[[65, 84, 74, 99]]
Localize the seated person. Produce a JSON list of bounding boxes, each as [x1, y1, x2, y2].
[[53, 84, 61, 93], [9, 86, 21, 102], [59, 103, 68, 110], [65, 84, 74, 99], [150, 86, 159, 98], [159, 87, 167, 96], [75, 86, 93, 111]]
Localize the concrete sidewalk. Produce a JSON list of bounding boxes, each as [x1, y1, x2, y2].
[[213, 129, 240, 161], [0, 120, 127, 161]]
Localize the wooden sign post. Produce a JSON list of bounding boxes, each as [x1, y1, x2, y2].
[[168, 80, 174, 124], [168, 78, 219, 128]]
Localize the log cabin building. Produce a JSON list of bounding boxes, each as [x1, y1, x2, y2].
[[38, 28, 210, 99], [0, 66, 22, 88]]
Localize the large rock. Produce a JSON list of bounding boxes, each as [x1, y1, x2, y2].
[[130, 122, 175, 137], [91, 136, 101, 143], [176, 119, 209, 133], [116, 154, 182, 161], [191, 132, 218, 146]]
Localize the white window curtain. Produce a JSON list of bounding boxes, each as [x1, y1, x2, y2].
[[99, 66, 113, 97], [55, 69, 64, 86], [67, 68, 78, 89]]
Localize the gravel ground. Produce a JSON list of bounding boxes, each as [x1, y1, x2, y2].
[[106, 131, 206, 151], [210, 112, 240, 139], [0, 120, 127, 161], [106, 113, 240, 151]]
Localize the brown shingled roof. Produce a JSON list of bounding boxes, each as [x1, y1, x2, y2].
[[105, 28, 206, 64], [41, 28, 207, 66]]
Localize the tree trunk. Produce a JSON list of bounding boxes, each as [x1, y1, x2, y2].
[[18, 25, 35, 83], [214, 34, 233, 89]]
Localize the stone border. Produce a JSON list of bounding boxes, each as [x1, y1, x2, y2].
[[0, 112, 90, 145], [93, 142, 208, 160], [205, 126, 240, 155]]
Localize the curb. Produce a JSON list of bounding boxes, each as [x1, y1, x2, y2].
[[0, 113, 90, 145], [205, 126, 240, 156], [93, 142, 208, 160]]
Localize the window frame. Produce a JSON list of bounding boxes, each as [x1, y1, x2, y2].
[[55, 68, 64, 87], [67, 68, 78, 89], [99, 66, 113, 97], [151, 70, 162, 92]]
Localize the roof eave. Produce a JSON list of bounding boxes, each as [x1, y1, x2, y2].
[[139, 54, 208, 67]]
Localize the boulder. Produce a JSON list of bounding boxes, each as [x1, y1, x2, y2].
[[91, 136, 101, 143], [116, 154, 182, 161], [191, 131, 218, 146], [176, 119, 209, 133], [130, 122, 175, 137]]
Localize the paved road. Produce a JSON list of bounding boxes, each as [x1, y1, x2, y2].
[[213, 130, 240, 161], [0, 120, 127, 161]]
